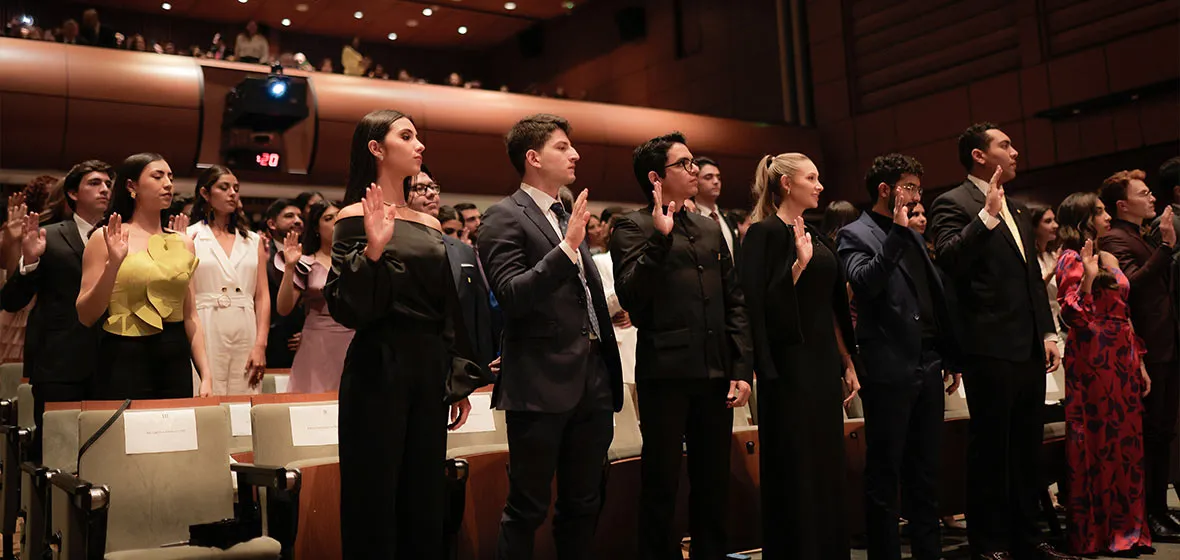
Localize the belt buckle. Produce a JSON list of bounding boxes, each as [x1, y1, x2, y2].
[[216, 294, 232, 308]]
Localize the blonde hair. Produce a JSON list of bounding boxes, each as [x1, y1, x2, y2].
[[751, 152, 813, 222]]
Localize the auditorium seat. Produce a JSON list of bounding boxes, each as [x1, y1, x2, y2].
[[16, 383, 34, 430], [844, 419, 867, 537], [448, 388, 509, 560], [593, 383, 645, 558], [727, 425, 762, 552], [1039, 421, 1067, 537], [259, 371, 290, 395], [0, 398, 27, 559], [0, 364, 21, 400], [21, 402, 81, 559], [49, 400, 284, 558], [218, 396, 253, 454]]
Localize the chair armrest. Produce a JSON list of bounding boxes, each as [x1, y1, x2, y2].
[[48, 471, 110, 560], [231, 463, 298, 492]]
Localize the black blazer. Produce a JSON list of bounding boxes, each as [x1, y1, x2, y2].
[[738, 216, 857, 382], [837, 212, 962, 384], [0, 220, 100, 384], [443, 235, 497, 368], [477, 188, 624, 413], [929, 179, 1054, 361], [610, 207, 752, 383]]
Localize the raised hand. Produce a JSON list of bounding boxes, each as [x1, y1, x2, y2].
[[361, 183, 396, 261], [282, 230, 302, 266], [1160, 206, 1176, 246], [168, 213, 190, 233], [792, 216, 813, 270], [983, 165, 1004, 218], [892, 196, 910, 227], [564, 188, 591, 248], [1080, 238, 1099, 279], [651, 182, 678, 236], [4, 193, 27, 240], [21, 213, 47, 264], [104, 213, 130, 267]]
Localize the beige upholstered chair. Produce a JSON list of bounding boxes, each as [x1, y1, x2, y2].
[[49, 402, 287, 558], [0, 363, 22, 400]]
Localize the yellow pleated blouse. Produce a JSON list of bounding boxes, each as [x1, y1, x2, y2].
[[104, 233, 199, 337]]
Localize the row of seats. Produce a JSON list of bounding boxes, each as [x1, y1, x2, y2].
[[0, 361, 1011, 560]]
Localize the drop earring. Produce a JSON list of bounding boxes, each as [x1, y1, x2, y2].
[[130, 190, 136, 199]]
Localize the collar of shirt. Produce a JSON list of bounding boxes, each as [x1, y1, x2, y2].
[[967, 174, 998, 197], [74, 214, 95, 246], [696, 202, 720, 218], [520, 183, 561, 215], [1109, 217, 1144, 237]]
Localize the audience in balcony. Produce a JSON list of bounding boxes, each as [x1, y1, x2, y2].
[[234, 20, 269, 64], [79, 9, 117, 49]]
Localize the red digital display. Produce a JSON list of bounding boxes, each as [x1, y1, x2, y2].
[[255, 152, 281, 168]]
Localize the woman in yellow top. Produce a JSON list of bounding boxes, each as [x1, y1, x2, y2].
[[77, 153, 213, 399]]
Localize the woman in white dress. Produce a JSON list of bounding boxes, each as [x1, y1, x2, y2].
[[187, 166, 270, 395], [1030, 204, 1065, 402]]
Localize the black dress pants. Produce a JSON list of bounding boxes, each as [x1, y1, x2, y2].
[[1143, 359, 1180, 515], [962, 353, 1046, 555], [862, 350, 944, 560], [93, 322, 192, 400], [496, 353, 615, 560], [636, 378, 734, 560]]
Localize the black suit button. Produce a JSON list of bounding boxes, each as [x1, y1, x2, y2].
[[697, 265, 704, 272], [913, 314, 920, 321], [707, 329, 714, 336], [688, 236, 695, 243], [581, 328, 589, 336]]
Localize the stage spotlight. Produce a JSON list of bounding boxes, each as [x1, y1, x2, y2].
[[268, 79, 288, 98]]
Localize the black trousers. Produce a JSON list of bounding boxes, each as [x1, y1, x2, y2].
[[496, 355, 614, 560], [30, 380, 90, 464], [636, 378, 733, 560], [1143, 359, 1180, 515], [862, 350, 944, 560], [93, 323, 192, 400], [962, 353, 1046, 555]]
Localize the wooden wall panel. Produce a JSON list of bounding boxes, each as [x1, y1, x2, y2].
[[0, 93, 68, 171]]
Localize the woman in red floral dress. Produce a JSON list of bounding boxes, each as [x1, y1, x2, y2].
[[1055, 191, 1152, 556]]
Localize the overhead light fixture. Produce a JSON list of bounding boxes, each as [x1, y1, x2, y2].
[[295, 3, 309, 11], [406, 19, 419, 27], [423, 8, 434, 16], [281, 18, 291, 26], [354, 11, 363, 19], [238, 0, 248, 4], [387, 32, 398, 40], [161, 2, 171, 10], [458, 26, 467, 34], [563, 1, 575, 9], [504, 2, 516, 9]]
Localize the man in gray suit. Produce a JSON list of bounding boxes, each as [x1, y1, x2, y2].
[[477, 114, 623, 560]]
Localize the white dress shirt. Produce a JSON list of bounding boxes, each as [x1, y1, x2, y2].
[[697, 202, 735, 256], [19, 214, 93, 275], [519, 183, 578, 264]]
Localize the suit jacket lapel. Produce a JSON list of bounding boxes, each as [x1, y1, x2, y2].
[[443, 238, 464, 287], [863, 212, 918, 294], [195, 223, 235, 277], [60, 219, 85, 258], [512, 189, 561, 249]]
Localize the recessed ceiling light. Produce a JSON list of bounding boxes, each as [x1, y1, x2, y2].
[[238, 0, 247, 3], [504, 2, 516, 9], [353, 11, 363, 19], [161, 2, 171, 9], [295, 3, 309, 11], [406, 19, 419, 27], [387, 32, 398, 40], [281, 18, 291, 26], [422, 8, 434, 16], [457, 26, 467, 34]]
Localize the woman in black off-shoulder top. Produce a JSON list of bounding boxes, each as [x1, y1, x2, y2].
[[323, 109, 487, 559]]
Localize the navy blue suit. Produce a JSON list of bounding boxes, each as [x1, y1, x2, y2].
[[838, 211, 960, 560]]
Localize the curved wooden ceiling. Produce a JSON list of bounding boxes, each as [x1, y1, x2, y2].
[[81, 0, 587, 48]]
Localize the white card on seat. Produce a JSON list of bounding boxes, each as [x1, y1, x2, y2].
[[450, 394, 495, 434], [229, 403, 252, 437], [273, 375, 290, 393], [289, 404, 338, 447], [124, 409, 199, 455]]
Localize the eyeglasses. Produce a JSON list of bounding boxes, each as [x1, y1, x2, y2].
[[664, 158, 699, 173], [895, 183, 922, 196], [410, 183, 441, 196]]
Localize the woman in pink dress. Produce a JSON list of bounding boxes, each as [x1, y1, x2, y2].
[[276, 201, 354, 393]]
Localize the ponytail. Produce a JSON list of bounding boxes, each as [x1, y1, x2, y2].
[[749, 152, 813, 222]]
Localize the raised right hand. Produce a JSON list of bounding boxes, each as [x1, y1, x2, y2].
[[792, 216, 813, 270], [21, 213, 46, 263], [1080, 238, 1099, 279], [362, 183, 396, 260], [564, 188, 592, 248], [104, 213, 130, 267], [892, 196, 910, 227], [282, 230, 302, 266], [4, 193, 27, 240], [651, 182, 677, 236], [983, 165, 1004, 218], [1160, 206, 1176, 246]]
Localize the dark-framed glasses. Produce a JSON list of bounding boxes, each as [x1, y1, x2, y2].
[[410, 183, 441, 196], [664, 158, 699, 173]]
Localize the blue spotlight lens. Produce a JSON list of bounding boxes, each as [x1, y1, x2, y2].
[[268, 80, 288, 98]]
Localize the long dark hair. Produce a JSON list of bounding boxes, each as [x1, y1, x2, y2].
[[1027, 203, 1058, 254], [344, 109, 412, 205], [191, 165, 250, 237], [1056, 192, 1116, 290], [301, 201, 337, 256], [106, 153, 167, 227]]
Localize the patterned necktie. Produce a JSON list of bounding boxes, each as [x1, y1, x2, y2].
[[551, 202, 601, 339]]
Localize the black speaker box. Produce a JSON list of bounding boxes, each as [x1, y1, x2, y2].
[[223, 76, 309, 132]]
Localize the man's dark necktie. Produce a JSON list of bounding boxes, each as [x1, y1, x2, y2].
[[551, 202, 601, 339]]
